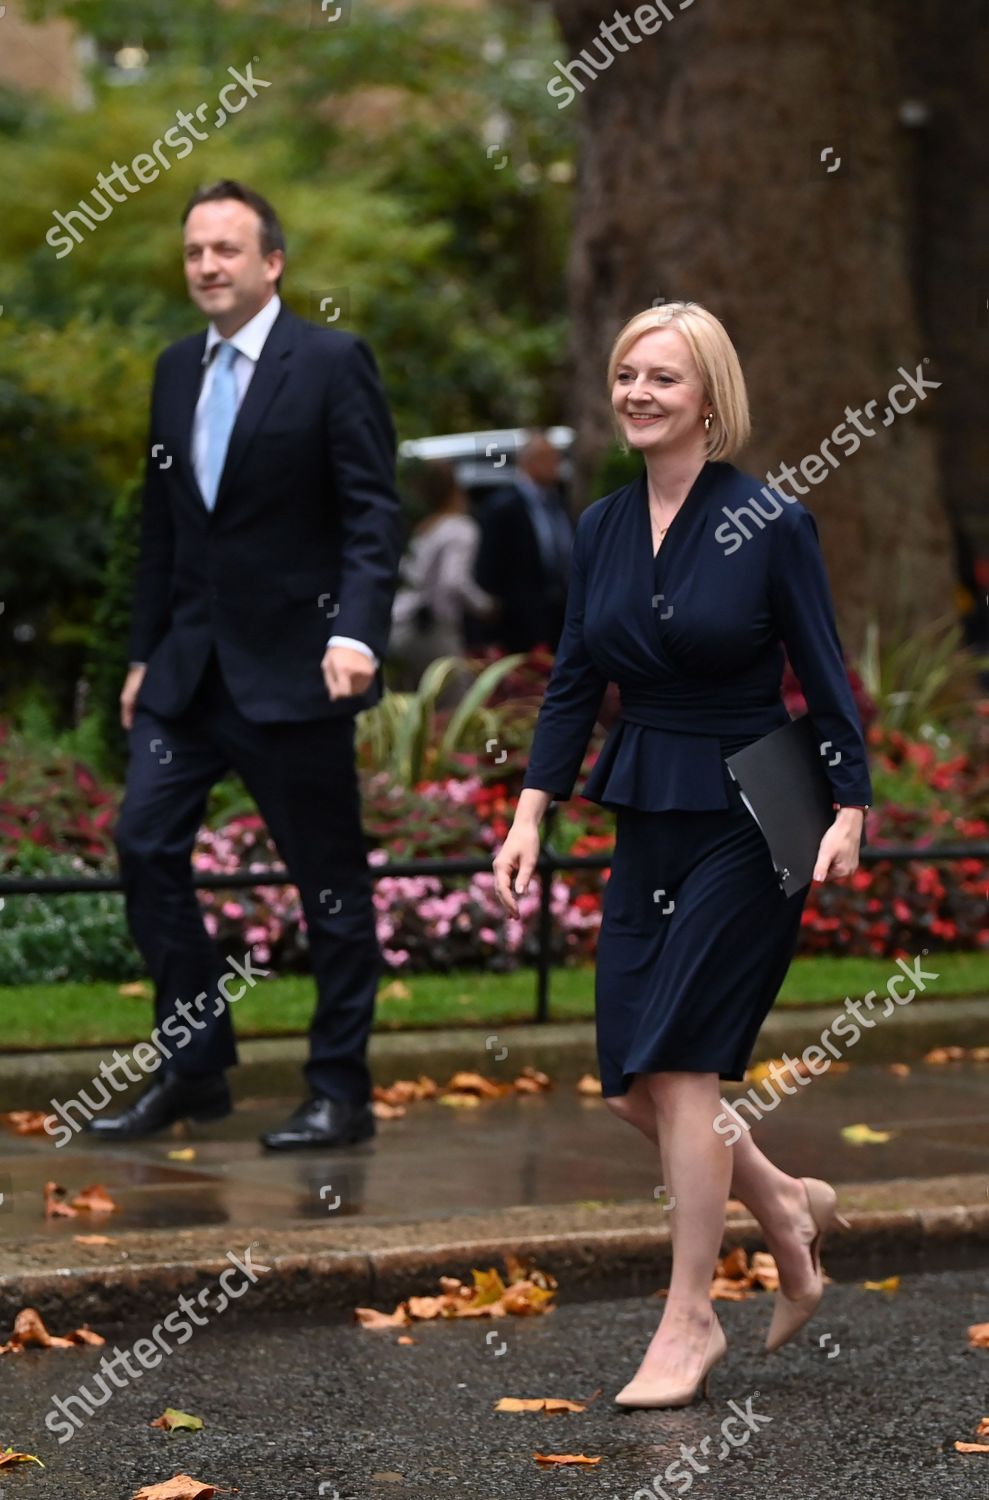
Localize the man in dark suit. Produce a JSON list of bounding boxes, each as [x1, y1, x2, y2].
[[88, 180, 402, 1150], [472, 432, 574, 653]]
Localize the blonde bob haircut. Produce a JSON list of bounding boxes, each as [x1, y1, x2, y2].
[[606, 302, 750, 462]]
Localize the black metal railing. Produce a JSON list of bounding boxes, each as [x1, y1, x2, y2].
[[1, 807, 986, 1024]]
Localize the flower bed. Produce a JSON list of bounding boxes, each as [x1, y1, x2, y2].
[[0, 678, 986, 982]]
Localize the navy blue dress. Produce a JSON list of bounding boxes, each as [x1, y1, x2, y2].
[[521, 460, 872, 1096]]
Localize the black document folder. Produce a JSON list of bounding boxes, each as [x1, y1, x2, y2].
[[724, 714, 841, 897]]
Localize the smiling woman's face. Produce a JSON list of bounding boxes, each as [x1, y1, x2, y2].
[[612, 327, 712, 455]]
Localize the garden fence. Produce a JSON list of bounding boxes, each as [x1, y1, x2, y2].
[[1, 803, 986, 1024]]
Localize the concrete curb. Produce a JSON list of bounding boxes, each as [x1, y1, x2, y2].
[[2, 1202, 987, 1331]]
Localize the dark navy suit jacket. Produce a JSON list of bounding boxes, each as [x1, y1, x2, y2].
[[522, 460, 873, 811], [129, 303, 402, 723]]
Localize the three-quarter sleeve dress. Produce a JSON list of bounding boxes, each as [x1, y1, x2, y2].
[[521, 459, 872, 1096]]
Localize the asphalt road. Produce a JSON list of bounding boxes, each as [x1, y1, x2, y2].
[[0, 1267, 986, 1499]]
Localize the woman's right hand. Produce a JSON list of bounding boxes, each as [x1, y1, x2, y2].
[[493, 788, 553, 917], [492, 817, 542, 919]]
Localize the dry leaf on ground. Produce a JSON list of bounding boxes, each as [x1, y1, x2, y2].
[[443, 1071, 507, 1099], [967, 1323, 989, 1348], [576, 1074, 602, 1095], [131, 1476, 234, 1499], [167, 1148, 197, 1161], [862, 1276, 901, 1293], [841, 1123, 894, 1145], [0, 1110, 50, 1135], [0, 1448, 45, 1469], [371, 1101, 406, 1119], [923, 1046, 967, 1064], [378, 980, 412, 1002], [150, 1409, 204, 1434], [0, 1306, 105, 1355], [514, 1066, 552, 1094], [70, 1184, 118, 1214], [495, 1397, 587, 1413], [44, 1181, 78, 1219], [118, 981, 151, 997], [954, 1442, 989, 1454], [73, 1234, 113, 1246], [533, 1452, 601, 1466], [888, 1063, 911, 1076], [356, 1258, 558, 1327]]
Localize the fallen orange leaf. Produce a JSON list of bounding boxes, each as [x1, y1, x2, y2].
[[118, 981, 151, 997], [131, 1476, 234, 1499], [576, 1073, 602, 1095], [0, 1110, 50, 1135], [0, 1448, 45, 1470], [444, 1071, 504, 1099], [0, 1307, 104, 1355], [70, 1184, 118, 1214], [923, 1045, 967, 1064], [967, 1324, 989, 1348], [533, 1452, 601, 1466], [44, 1182, 78, 1219], [371, 1101, 406, 1120], [495, 1397, 587, 1413], [167, 1148, 197, 1161], [954, 1442, 989, 1454], [863, 1276, 901, 1293], [888, 1063, 911, 1076], [354, 1305, 411, 1328], [73, 1234, 113, 1246]]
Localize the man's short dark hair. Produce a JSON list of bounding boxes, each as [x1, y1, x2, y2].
[[182, 180, 286, 285]]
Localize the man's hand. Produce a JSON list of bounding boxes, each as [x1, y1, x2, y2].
[[321, 645, 375, 700], [120, 664, 147, 730]]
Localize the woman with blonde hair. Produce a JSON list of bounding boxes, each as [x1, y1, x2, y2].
[[493, 302, 870, 1408]]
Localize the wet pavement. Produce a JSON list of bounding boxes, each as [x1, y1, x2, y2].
[[2, 1053, 988, 1243], [0, 1265, 985, 1498]]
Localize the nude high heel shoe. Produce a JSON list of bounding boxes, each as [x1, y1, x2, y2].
[[614, 1312, 727, 1409], [765, 1176, 850, 1354]]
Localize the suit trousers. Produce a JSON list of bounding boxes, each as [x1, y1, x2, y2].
[[114, 647, 382, 1103]]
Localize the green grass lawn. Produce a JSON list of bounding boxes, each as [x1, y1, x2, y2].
[[0, 951, 985, 1052]]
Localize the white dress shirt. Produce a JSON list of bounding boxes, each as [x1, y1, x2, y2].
[[189, 293, 378, 669]]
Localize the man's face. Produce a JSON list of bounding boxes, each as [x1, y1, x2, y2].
[[521, 437, 561, 487], [183, 198, 283, 332]]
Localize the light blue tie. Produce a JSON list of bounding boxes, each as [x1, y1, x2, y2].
[[201, 340, 239, 511]]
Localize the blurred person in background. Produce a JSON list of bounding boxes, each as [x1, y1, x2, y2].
[[389, 459, 498, 696], [473, 430, 574, 654]]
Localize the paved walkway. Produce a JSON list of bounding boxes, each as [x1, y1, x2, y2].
[[2, 1008, 987, 1247]]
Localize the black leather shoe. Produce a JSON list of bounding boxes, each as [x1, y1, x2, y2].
[[84, 1072, 231, 1141], [259, 1096, 376, 1152]]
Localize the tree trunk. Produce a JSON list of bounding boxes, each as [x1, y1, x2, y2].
[[550, 0, 956, 650]]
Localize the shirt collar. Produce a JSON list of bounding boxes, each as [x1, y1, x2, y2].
[[515, 471, 547, 503], [202, 293, 282, 366]]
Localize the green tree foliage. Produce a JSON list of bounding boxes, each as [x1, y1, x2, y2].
[[2, 2, 576, 724]]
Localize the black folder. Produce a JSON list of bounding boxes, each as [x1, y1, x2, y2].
[[724, 714, 843, 896]]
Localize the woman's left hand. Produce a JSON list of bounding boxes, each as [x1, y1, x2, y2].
[[813, 808, 865, 882]]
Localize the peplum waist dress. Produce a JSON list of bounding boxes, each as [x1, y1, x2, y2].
[[520, 459, 872, 1096]]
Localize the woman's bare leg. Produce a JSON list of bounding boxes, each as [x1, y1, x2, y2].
[[727, 1125, 824, 1299], [605, 1078, 824, 1308], [615, 1071, 729, 1391]]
